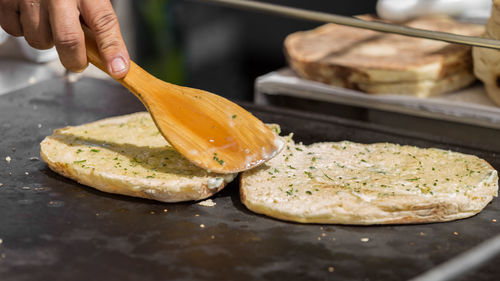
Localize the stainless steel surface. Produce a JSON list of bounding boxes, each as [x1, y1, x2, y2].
[[1, 77, 499, 281], [410, 234, 500, 281], [199, 0, 500, 50]]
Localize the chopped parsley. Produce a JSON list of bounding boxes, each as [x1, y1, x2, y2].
[[406, 177, 420, 182], [322, 171, 334, 181], [213, 153, 224, 165]]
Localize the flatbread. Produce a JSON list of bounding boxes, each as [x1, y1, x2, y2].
[[240, 137, 498, 224], [40, 112, 237, 202], [285, 15, 483, 96], [340, 68, 475, 98]]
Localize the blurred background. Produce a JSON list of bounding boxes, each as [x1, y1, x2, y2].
[[124, 0, 378, 101], [2, 0, 496, 142]]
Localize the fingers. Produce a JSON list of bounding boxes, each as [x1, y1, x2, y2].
[[0, 0, 128, 77], [18, 0, 53, 49], [79, 0, 129, 78], [0, 0, 23, 36], [48, 0, 87, 72]]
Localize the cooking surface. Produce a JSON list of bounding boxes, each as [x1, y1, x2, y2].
[[0, 78, 499, 281]]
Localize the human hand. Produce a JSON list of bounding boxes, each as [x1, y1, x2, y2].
[[0, 0, 129, 78]]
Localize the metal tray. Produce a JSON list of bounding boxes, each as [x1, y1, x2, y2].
[[255, 68, 500, 151], [255, 68, 500, 129], [0, 78, 498, 281]]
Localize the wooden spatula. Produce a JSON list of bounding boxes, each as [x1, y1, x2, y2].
[[82, 27, 283, 173]]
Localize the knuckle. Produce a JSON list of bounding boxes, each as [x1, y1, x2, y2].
[[90, 11, 118, 34], [98, 38, 121, 51], [54, 32, 82, 50]]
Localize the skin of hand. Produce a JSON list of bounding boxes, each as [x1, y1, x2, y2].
[[0, 0, 130, 79]]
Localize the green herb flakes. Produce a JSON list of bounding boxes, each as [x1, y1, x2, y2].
[[213, 153, 224, 165]]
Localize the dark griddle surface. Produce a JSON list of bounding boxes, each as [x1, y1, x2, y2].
[[0, 78, 498, 281]]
